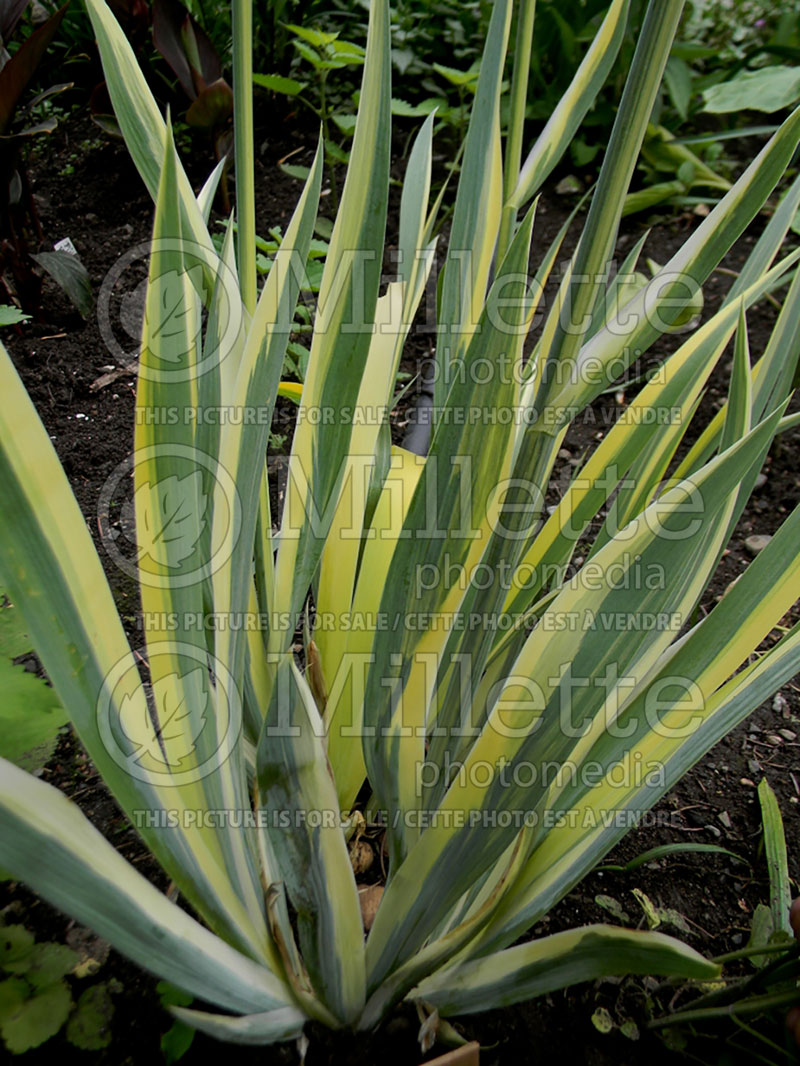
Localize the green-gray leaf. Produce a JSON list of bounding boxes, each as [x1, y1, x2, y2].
[[0, 306, 30, 326], [253, 73, 307, 97], [703, 67, 800, 115], [66, 984, 115, 1050], [0, 978, 72, 1053], [25, 943, 79, 990], [0, 926, 34, 972], [0, 658, 68, 772], [31, 251, 93, 319]]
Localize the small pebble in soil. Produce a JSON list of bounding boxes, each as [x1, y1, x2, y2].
[[555, 175, 583, 195], [744, 533, 772, 555], [774, 693, 789, 715], [754, 472, 768, 490]]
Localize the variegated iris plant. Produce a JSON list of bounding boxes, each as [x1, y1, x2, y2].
[[2, 0, 800, 1046]]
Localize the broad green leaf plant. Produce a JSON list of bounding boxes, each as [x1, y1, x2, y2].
[[2, 0, 800, 1046]]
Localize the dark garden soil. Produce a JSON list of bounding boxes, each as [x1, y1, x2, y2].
[[2, 111, 800, 1066]]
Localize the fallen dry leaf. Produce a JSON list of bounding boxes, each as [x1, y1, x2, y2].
[[426, 1041, 480, 1066], [66, 925, 111, 978]]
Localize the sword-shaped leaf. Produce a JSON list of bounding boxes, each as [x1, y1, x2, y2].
[[414, 925, 718, 1017], [0, 760, 289, 1013], [510, 0, 630, 209], [134, 125, 267, 949], [271, 0, 391, 642], [257, 657, 365, 1025]]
